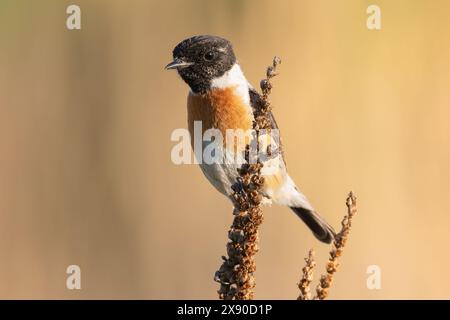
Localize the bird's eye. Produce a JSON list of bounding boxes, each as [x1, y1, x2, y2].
[[204, 51, 215, 61]]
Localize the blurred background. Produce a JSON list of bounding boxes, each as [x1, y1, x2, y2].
[[0, 0, 449, 299]]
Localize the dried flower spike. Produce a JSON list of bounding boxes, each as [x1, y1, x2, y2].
[[214, 57, 281, 300], [297, 249, 316, 300], [314, 192, 357, 300]]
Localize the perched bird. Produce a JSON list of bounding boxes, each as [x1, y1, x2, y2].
[[166, 35, 335, 243]]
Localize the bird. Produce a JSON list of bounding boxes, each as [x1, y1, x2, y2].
[[165, 35, 335, 243]]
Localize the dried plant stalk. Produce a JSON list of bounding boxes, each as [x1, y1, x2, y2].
[[314, 191, 357, 300], [296, 192, 357, 300], [214, 57, 281, 300], [297, 249, 316, 300]]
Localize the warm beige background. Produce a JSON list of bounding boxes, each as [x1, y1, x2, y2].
[[0, 0, 449, 299]]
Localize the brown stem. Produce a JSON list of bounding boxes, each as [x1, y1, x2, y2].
[[214, 57, 281, 300], [297, 249, 316, 300], [314, 192, 357, 300]]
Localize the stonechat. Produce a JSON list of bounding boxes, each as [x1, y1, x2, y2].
[[166, 35, 335, 243]]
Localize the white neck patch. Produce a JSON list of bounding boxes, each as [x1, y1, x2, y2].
[[210, 63, 251, 106]]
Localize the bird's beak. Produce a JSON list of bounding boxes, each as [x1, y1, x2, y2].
[[165, 58, 194, 70]]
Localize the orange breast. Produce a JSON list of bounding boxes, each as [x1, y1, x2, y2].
[[187, 87, 253, 148]]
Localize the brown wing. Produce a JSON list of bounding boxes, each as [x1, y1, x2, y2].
[[249, 88, 286, 166]]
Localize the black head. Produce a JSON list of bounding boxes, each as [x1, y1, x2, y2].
[[165, 35, 236, 94]]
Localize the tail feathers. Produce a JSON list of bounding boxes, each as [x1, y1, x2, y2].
[[290, 207, 336, 244]]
